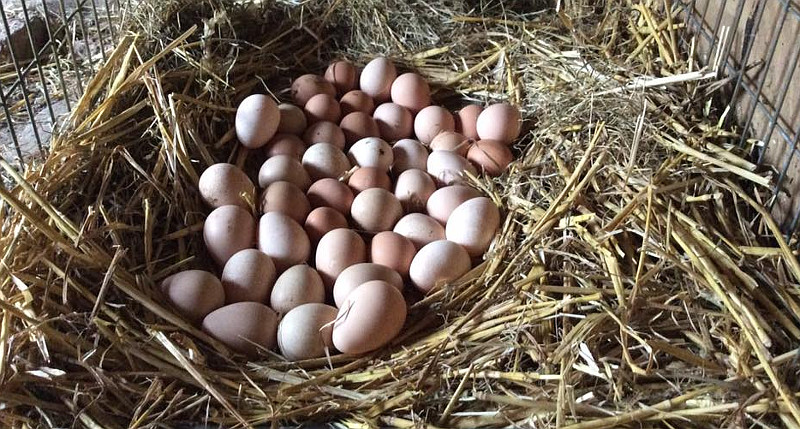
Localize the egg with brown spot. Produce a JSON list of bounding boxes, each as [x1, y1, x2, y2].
[[303, 121, 346, 149], [340, 90, 375, 115], [291, 74, 336, 106]]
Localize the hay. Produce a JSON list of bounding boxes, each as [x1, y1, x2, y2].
[[1, 0, 799, 427]]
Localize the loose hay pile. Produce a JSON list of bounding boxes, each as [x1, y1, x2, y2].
[[2, 0, 800, 427]]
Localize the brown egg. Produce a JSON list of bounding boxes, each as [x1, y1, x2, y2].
[[291, 74, 336, 106], [430, 131, 471, 156], [426, 185, 482, 224], [467, 139, 514, 176], [426, 150, 477, 186], [304, 206, 349, 244], [263, 134, 306, 160], [260, 181, 311, 224], [204, 205, 256, 266], [340, 112, 380, 146], [198, 163, 255, 209], [315, 228, 366, 288], [373, 102, 413, 141], [446, 197, 501, 257], [409, 240, 471, 293], [278, 303, 338, 361], [370, 231, 416, 278], [304, 93, 341, 124], [221, 249, 276, 304], [390, 73, 431, 114], [393, 213, 446, 249], [161, 270, 225, 324], [302, 143, 351, 181], [332, 280, 406, 355], [257, 212, 310, 272], [236, 94, 280, 149], [333, 263, 403, 307], [391, 139, 429, 173], [476, 103, 522, 144], [414, 106, 455, 144], [324, 61, 357, 95], [340, 90, 375, 116], [270, 265, 326, 314], [359, 57, 397, 103], [307, 178, 354, 215], [351, 188, 403, 233], [348, 167, 392, 193], [303, 121, 346, 149], [347, 137, 394, 171], [258, 155, 311, 190], [277, 103, 307, 136], [394, 168, 436, 213], [455, 104, 482, 140], [202, 302, 278, 357]]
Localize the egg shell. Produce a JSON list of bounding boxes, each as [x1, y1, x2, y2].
[[373, 103, 413, 141], [333, 263, 404, 307], [347, 137, 393, 171], [426, 150, 477, 186], [455, 104, 482, 140], [332, 280, 407, 355], [340, 90, 375, 116], [350, 188, 403, 233], [394, 168, 436, 213], [409, 240, 471, 293], [413, 106, 455, 144], [467, 139, 514, 177], [277, 103, 307, 136], [445, 197, 500, 257], [359, 57, 397, 103], [430, 131, 471, 156], [291, 74, 336, 106], [393, 213, 445, 249], [221, 249, 276, 304], [476, 103, 522, 144], [304, 206, 349, 244], [315, 228, 366, 288], [302, 143, 351, 181], [263, 134, 306, 160], [258, 155, 312, 190], [390, 73, 431, 114], [278, 303, 338, 361], [270, 265, 326, 314], [204, 205, 256, 266], [304, 93, 341, 124], [426, 185, 482, 225], [306, 178, 354, 215], [198, 163, 255, 209], [257, 212, 310, 272], [348, 167, 392, 193], [161, 270, 225, 324], [324, 61, 357, 95], [202, 302, 278, 357], [340, 112, 380, 146], [302, 121, 346, 149], [259, 181, 311, 224], [236, 94, 280, 149], [391, 139, 429, 173], [369, 231, 416, 278]]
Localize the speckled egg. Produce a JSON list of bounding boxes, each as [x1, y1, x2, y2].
[[347, 137, 393, 171], [303, 121, 346, 149]]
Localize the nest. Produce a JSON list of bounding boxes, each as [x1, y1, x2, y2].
[[2, 0, 799, 427]]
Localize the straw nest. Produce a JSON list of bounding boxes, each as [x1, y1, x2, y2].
[[2, 0, 799, 427]]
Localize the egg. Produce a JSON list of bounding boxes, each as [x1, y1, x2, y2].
[[202, 302, 278, 357], [409, 240, 471, 293], [359, 57, 397, 103], [340, 90, 375, 116], [426, 185, 482, 224], [221, 249, 276, 304], [446, 197, 500, 257], [426, 150, 477, 186], [277, 103, 307, 136], [291, 74, 336, 106], [235, 94, 280, 149], [161, 270, 225, 324], [303, 121, 346, 149], [393, 213, 446, 249], [270, 265, 326, 314], [278, 303, 338, 361], [304, 206, 349, 244], [430, 131, 471, 156], [198, 163, 255, 209], [306, 178, 354, 215], [259, 181, 310, 224], [340, 112, 380, 146], [333, 263, 403, 307], [315, 228, 366, 288], [347, 137, 393, 171], [466, 139, 514, 176], [391, 139, 429, 173], [370, 231, 416, 278], [390, 72, 431, 114], [258, 155, 312, 190], [204, 205, 256, 266], [455, 104, 482, 140], [302, 143, 351, 181], [350, 188, 403, 233], [394, 168, 436, 213], [257, 212, 310, 272], [348, 167, 392, 193], [324, 60, 357, 95], [373, 103, 413, 141], [476, 103, 522, 144], [263, 134, 306, 160], [304, 93, 341, 124], [332, 280, 406, 355], [413, 106, 455, 144]]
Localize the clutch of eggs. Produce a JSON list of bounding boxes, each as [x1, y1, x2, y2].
[[162, 57, 522, 360]]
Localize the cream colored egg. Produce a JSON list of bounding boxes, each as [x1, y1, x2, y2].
[[409, 240, 471, 293], [445, 197, 500, 257], [359, 57, 397, 103], [413, 106, 455, 144], [202, 302, 278, 357], [333, 263, 403, 307], [257, 212, 310, 272], [221, 249, 276, 304], [426, 150, 477, 186], [332, 280, 407, 355], [203, 205, 256, 266], [161, 270, 225, 324], [394, 168, 436, 212], [393, 213, 446, 249], [350, 188, 403, 233], [391, 139, 429, 173], [347, 137, 393, 171], [304, 93, 341, 124], [278, 303, 338, 361], [430, 131, 471, 156], [302, 143, 351, 181], [426, 185, 482, 224], [390, 72, 430, 114], [258, 155, 312, 190], [198, 163, 255, 209], [236, 94, 280, 149], [373, 102, 413, 141], [270, 265, 325, 314], [315, 228, 367, 288]]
